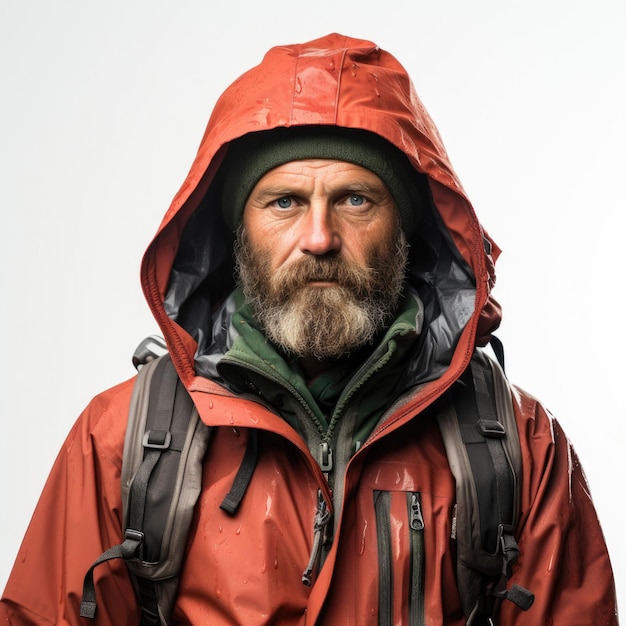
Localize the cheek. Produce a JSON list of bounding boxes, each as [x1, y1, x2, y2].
[[344, 220, 396, 262], [243, 225, 296, 271], [245, 210, 295, 242]]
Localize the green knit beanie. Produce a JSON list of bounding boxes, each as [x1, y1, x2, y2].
[[220, 126, 422, 234]]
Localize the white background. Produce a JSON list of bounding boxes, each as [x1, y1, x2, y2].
[[1, 0, 624, 616]]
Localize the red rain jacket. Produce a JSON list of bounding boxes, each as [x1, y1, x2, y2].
[[1, 33, 617, 625]]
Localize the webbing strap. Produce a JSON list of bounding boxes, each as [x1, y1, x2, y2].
[[459, 355, 534, 622], [127, 450, 161, 546], [489, 335, 505, 372], [136, 577, 162, 626], [471, 361, 514, 536], [439, 351, 534, 623], [452, 361, 513, 555], [126, 356, 179, 558], [80, 533, 143, 618], [220, 430, 260, 515], [80, 356, 203, 623]]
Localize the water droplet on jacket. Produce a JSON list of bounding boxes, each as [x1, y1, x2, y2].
[[328, 60, 335, 71], [375, 88, 380, 98], [274, 557, 279, 569], [358, 520, 368, 555], [295, 77, 302, 94], [208, 399, 214, 409], [235, 525, 242, 535]]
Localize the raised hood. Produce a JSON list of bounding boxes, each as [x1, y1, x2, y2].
[[140, 33, 501, 388]]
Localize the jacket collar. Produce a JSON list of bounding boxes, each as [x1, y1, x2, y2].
[[216, 286, 424, 443]]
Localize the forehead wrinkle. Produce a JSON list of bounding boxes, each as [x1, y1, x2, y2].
[[257, 166, 389, 195]]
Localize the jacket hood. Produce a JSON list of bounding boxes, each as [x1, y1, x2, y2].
[[140, 33, 501, 389]]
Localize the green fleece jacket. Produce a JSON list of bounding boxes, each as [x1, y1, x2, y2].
[[217, 287, 424, 452]]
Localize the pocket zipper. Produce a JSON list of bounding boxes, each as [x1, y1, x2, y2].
[[408, 492, 425, 626]]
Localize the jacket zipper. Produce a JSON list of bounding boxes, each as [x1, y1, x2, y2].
[[219, 357, 337, 586], [408, 492, 425, 626], [374, 491, 426, 626], [221, 339, 395, 483], [219, 357, 336, 469], [374, 491, 393, 626], [220, 349, 398, 591]]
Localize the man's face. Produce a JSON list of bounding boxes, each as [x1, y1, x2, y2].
[[236, 159, 408, 360]]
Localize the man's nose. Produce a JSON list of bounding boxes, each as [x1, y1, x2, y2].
[[297, 205, 341, 256]]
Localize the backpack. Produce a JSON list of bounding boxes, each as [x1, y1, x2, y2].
[[80, 337, 534, 625]]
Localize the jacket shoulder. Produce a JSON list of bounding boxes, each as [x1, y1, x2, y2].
[[65, 376, 138, 469]]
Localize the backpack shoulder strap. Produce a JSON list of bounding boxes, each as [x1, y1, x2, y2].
[[81, 355, 212, 625], [436, 350, 534, 624]]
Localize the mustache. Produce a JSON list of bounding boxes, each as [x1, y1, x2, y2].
[[273, 255, 374, 296]]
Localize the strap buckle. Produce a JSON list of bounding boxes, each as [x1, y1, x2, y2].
[[143, 430, 171, 450]]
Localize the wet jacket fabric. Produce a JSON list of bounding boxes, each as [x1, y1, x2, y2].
[[1, 33, 617, 625]]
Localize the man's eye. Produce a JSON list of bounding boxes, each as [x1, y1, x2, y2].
[[276, 197, 292, 209], [348, 195, 365, 206]]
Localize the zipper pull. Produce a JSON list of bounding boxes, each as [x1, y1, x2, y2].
[[408, 493, 426, 624], [302, 490, 331, 586], [409, 493, 424, 531], [318, 441, 333, 473]]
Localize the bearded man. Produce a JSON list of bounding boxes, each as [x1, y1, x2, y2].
[[229, 127, 412, 368], [1, 34, 617, 626]]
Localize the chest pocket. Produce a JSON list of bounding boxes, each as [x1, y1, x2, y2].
[[373, 490, 426, 626]]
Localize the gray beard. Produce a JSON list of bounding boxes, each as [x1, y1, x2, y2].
[[235, 225, 409, 360]]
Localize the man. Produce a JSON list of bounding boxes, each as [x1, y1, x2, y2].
[[0, 33, 617, 625]]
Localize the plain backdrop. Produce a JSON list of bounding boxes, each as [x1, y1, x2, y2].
[[1, 0, 624, 616]]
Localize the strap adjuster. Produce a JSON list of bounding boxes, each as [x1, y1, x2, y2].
[[143, 430, 171, 450], [477, 419, 506, 439]]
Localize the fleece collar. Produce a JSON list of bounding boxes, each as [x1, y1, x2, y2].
[[217, 287, 424, 441]]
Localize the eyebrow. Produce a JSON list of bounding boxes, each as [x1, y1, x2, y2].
[[253, 181, 385, 199], [252, 187, 299, 200]]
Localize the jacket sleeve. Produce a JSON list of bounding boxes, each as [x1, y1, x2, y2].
[[500, 390, 618, 625], [0, 381, 141, 626]]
